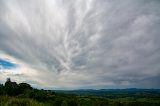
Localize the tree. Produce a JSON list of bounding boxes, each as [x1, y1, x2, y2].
[[61, 100, 68, 106], [6, 78, 11, 82], [19, 83, 32, 93], [4, 78, 19, 96], [68, 99, 78, 106], [0, 84, 4, 95]]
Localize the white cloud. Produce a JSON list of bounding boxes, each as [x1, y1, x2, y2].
[[0, 0, 160, 89]]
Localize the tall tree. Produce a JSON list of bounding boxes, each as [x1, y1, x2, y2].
[[4, 78, 19, 96]]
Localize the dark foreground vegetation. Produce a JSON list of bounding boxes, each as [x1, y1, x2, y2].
[[0, 78, 160, 106]]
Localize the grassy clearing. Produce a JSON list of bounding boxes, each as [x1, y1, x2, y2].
[[0, 96, 49, 106]]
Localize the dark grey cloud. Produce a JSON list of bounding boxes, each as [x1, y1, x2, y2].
[[0, 0, 160, 89]]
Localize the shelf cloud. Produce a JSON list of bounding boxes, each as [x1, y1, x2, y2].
[[0, 0, 160, 89]]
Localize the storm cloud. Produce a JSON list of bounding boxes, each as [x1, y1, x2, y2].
[[0, 0, 160, 89]]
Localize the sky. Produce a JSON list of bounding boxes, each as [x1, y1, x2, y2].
[[0, 0, 160, 89]]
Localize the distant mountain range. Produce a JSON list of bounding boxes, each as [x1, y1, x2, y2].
[[54, 88, 160, 95]]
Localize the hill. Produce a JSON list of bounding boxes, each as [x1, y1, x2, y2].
[[0, 78, 160, 106]]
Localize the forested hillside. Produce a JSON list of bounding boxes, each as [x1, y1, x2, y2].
[[0, 78, 160, 106]]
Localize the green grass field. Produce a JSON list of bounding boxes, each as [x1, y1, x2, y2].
[[0, 96, 49, 106]]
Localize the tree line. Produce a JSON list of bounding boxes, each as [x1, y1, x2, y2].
[[0, 78, 160, 106], [0, 78, 32, 96], [0, 78, 78, 106]]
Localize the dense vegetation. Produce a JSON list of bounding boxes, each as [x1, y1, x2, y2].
[[0, 78, 160, 106]]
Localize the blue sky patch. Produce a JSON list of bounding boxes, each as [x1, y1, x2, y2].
[[0, 59, 17, 69]]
